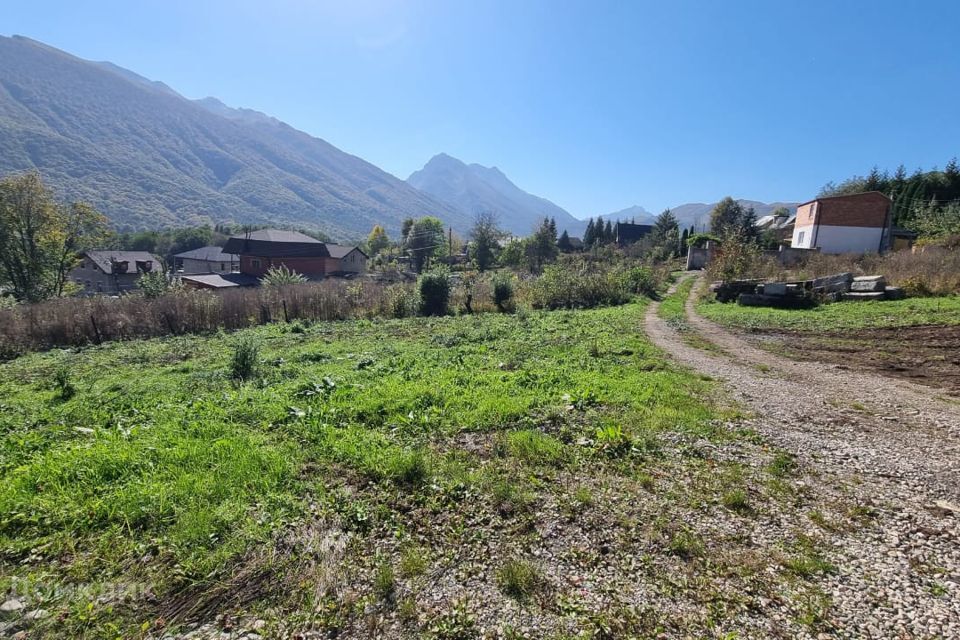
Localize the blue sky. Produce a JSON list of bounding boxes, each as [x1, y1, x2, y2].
[[5, 0, 960, 218]]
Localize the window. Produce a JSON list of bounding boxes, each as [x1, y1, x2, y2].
[[797, 231, 806, 245], [251, 258, 261, 269], [96, 282, 103, 292], [220, 263, 225, 271]]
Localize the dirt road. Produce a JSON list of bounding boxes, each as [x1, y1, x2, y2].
[[645, 274, 960, 638]]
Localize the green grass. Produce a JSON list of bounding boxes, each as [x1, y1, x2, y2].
[[697, 295, 960, 332], [0, 301, 725, 636], [657, 276, 695, 325]]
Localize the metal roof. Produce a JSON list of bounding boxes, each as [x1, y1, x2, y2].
[[173, 246, 238, 261]]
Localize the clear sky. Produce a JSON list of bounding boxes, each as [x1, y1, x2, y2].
[[4, 0, 960, 217]]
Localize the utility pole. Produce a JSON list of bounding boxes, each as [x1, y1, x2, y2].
[[448, 227, 453, 258]]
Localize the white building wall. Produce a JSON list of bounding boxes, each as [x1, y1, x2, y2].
[[793, 225, 884, 254], [791, 224, 816, 249]]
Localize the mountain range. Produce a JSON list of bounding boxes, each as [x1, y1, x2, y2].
[[0, 35, 470, 239], [0, 35, 797, 242], [407, 153, 586, 237]]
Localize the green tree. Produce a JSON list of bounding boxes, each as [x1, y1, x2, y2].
[[524, 218, 560, 272], [0, 172, 109, 301], [604, 219, 614, 244], [401, 218, 415, 244], [557, 230, 573, 252], [709, 197, 745, 236], [408, 216, 445, 272], [469, 212, 502, 271], [650, 209, 680, 259], [583, 218, 596, 246], [367, 224, 390, 256]]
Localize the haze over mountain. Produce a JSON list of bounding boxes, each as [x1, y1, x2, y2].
[[664, 200, 799, 230], [0, 35, 470, 239], [408, 153, 585, 237]]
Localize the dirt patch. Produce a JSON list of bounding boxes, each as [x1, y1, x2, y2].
[[749, 325, 960, 395]]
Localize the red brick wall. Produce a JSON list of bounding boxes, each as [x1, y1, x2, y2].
[[239, 255, 333, 278], [815, 193, 890, 228], [796, 202, 817, 226]]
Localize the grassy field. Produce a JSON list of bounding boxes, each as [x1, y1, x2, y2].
[[0, 302, 846, 638], [697, 295, 960, 332]]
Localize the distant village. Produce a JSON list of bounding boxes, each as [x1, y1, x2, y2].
[[68, 190, 906, 297]]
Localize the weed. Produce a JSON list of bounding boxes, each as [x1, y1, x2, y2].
[[385, 448, 430, 486], [490, 479, 535, 517], [425, 599, 477, 639], [594, 423, 633, 457], [668, 528, 704, 558], [230, 336, 260, 380], [721, 489, 751, 514], [373, 559, 396, 601], [768, 451, 797, 478], [784, 552, 835, 577], [53, 366, 76, 400], [501, 429, 566, 466], [400, 546, 428, 578], [496, 559, 544, 602]]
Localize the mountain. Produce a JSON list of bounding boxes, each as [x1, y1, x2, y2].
[[601, 205, 656, 224], [0, 35, 470, 239], [407, 153, 585, 237], [599, 200, 798, 231]]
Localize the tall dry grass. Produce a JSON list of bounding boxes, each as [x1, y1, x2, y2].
[[0, 280, 403, 359], [725, 246, 960, 297]]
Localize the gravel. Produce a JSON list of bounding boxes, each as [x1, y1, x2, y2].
[[644, 274, 960, 638]]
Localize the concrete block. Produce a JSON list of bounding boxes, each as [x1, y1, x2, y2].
[[842, 291, 886, 302], [851, 278, 886, 292], [763, 282, 787, 296]]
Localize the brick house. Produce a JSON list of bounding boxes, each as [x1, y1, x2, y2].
[[69, 250, 163, 295], [791, 192, 892, 254], [222, 229, 367, 280]]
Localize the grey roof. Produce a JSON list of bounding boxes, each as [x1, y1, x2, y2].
[[174, 246, 238, 262], [180, 273, 259, 288], [83, 250, 161, 274], [233, 229, 320, 243], [325, 244, 367, 259]]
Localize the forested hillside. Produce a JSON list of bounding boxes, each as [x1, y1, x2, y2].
[[0, 36, 469, 238]]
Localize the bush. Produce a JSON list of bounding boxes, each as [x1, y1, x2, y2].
[[138, 271, 180, 299], [230, 336, 260, 380], [261, 265, 307, 286], [418, 268, 451, 316], [53, 366, 75, 400], [530, 263, 629, 310], [623, 266, 658, 298], [385, 284, 418, 318], [492, 273, 515, 311]]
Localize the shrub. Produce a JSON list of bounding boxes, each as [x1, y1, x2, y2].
[[261, 265, 307, 286], [230, 336, 260, 380], [386, 284, 418, 318], [623, 266, 658, 298], [492, 272, 515, 312], [418, 268, 451, 316], [138, 271, 179, 299], [529, 263, 629, 310]]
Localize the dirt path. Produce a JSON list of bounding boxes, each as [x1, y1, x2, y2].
[[645, 274, 960, 638]]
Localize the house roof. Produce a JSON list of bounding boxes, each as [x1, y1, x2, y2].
[[83, 250, 161, 273], [797, 191, 891, 208], [325, 244, 368, 259], [174, 246, 238, 262], [223, 229, 330, 258], [180, 273, 259, 289]]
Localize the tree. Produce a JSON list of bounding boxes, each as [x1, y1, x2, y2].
[[604, 219, 614, 244], [400, 218, 415, 245], [651, 209, 680, 259], [367, 225, 390, 256], [0, 172, 109, 301], [709, 197, 745, 236], [583, 218, 596, 246], [469, 212, 502, 271], [557, 230, 573, 252], [407, 216, 445, 272], [523, 218, 560, 272]]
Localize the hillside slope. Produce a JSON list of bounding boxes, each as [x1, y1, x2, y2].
[[408, 153, 585, 236], [0, 35, 469, 238]]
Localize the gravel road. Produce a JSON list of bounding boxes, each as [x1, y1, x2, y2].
[[645, 274, 960, 638]]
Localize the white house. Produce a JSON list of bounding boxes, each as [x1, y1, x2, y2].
[[791, 191, 892, 254]]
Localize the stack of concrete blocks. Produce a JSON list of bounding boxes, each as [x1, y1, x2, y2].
[[842, 275, 905, 301]]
